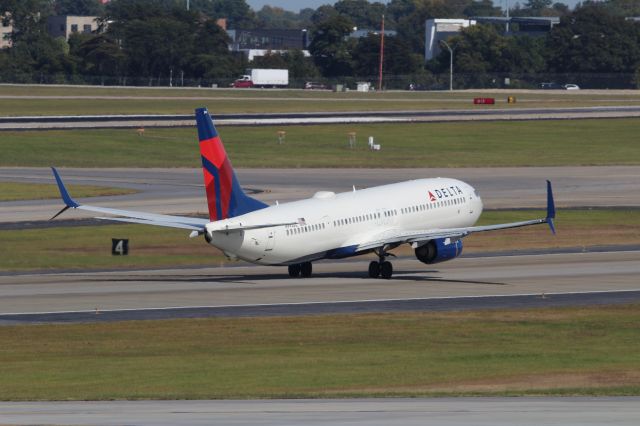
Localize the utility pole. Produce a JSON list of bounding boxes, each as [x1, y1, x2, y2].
[[186, 0, 190, 11], [378, 14, 385, 91], [506, 0, 510, 33], [440, 40, 455, 91]]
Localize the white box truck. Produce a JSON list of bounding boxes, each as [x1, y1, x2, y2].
[[232, 69, 289, 88]]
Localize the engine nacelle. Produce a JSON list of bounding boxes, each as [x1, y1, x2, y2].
[[414, 238, 463, 265]]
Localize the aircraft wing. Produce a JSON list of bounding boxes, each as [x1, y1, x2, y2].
[[356, 181, 556, 252], [50, 168, 209, 231]]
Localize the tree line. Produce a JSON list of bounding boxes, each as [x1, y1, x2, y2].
[[0, 0, 639, 88]]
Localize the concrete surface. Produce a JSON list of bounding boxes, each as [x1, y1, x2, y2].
[[1, 398, 639, 426]]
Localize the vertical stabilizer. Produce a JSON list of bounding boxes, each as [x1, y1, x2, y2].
[[195, 108, 267, 221]]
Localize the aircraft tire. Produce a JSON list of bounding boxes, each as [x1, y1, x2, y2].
[[368, 261, 380, 278], [288, 264, 301, 277], [300, 262, 313, 278], [380, 261, 393, 279]]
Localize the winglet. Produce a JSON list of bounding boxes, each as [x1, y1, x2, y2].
[[50, 167, 79, 220], [546, 180, 556, 235]]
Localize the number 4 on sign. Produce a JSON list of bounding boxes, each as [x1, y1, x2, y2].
[[112, 239, 129, 256]]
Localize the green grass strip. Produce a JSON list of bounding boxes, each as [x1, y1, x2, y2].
[[0, 305, 639, 400], [0, 224, 222, 271], [2, 119, 640, 168]]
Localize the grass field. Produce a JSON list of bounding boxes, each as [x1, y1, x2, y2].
[[1, 85, 640, 115], [0, 224, 222, 271], [2, 119, 639, 168], [0, 182, 136, 202], [1, 209, 638, 272], [0, 304, 638, 400]]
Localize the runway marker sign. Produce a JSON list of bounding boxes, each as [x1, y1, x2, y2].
[[112, 239, 129, 256]]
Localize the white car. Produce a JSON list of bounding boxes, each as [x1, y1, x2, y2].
[[564, 84, 580, 90]]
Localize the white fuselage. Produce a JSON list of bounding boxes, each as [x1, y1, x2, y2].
[[205, 178, 483, 265]]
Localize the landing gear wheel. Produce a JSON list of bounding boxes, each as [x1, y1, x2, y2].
[[380, 261, 393, 279], [368, 261, 380, 278], [300, 262, 313, 278], [288, 264, 301, 278]]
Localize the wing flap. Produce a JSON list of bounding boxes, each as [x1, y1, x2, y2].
[[95, 216, 205, 231], [78, 205, 208, 228]]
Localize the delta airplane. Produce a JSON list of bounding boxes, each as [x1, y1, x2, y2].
[[51, 108, 556, 279]]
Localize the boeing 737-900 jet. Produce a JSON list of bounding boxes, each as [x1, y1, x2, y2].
[[51, 108, 556, 279]]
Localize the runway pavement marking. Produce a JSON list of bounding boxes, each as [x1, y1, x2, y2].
[[3, 288, 639, 317]]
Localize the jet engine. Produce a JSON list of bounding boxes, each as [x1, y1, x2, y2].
[[414, 238, 463, 265]]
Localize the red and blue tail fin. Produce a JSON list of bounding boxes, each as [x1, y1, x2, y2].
[[196, 108, 267, 221]]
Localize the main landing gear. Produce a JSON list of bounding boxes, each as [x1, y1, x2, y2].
[[288, 262, 312, 278], [368, 248, 394, 279]]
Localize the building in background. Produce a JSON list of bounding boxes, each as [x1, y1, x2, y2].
[[227, 28, 309, 60], [425, 17, 559, 61], [425, 19, 475, 61], [47, 15, 99, 40], [349, 28, 397, 38], [0, 12, 12, 48]]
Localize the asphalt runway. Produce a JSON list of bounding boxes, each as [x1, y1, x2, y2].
[[1, 166, 639, 223], [1, 397, 639, 426], [2, 105, 640, 129], [1, 251, 638, 324]]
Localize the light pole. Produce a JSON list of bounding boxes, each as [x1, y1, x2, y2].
[[440, 40, 455, 91], [378, 14, 385, 91]]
